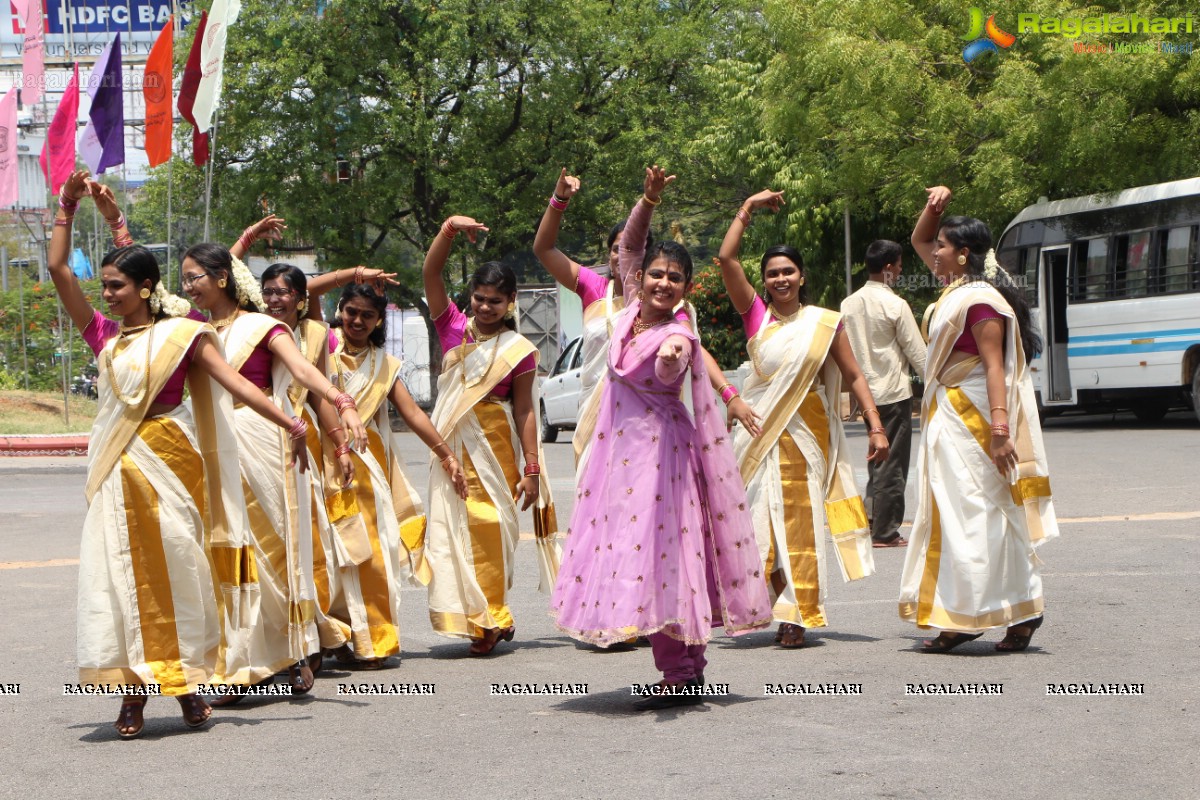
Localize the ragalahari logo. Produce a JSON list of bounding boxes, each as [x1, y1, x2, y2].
[[963, 8, 1017, 62]]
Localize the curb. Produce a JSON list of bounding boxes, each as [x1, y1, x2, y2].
[[0, 434, 89, 456]]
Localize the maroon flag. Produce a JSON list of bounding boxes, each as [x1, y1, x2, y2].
[[176, 10, 209, 166], [39, 62, 79, 194]]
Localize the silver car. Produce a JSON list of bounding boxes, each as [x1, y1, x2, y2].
[[539, 336, 584, 442]]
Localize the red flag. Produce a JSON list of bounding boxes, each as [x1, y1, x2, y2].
[[39, 62, 79, 194], [143, 18, 174, 167], [177, 10, 209, 166]]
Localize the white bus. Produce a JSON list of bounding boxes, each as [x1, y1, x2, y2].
[[996, 178, 1200, 423]]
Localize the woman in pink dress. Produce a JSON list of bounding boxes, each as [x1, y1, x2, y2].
[[551, 179, 772, 709]]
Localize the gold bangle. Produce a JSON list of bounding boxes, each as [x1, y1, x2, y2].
[[642, 194, 661, 207]]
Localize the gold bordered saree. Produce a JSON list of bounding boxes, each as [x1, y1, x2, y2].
[[732, 306, 874, 628], [325, 340, 426, 660], [898, 283, 1058, 632], [426, 328, 559, 639], [215, 313, 318, 683], [78, 317, 256, 695]]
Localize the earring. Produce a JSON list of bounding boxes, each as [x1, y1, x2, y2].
[[297, 300, 307, 314], [798, 278, 805, 286], [218, 278, 228, 288], [637, 290, 645, 302], [139, 287, 152, 299], [504, 302, 516, 321], [956, 254, 967, 266], [375, 320, 383, 329]]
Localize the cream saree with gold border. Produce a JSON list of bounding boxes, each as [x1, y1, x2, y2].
[[324, 341, 425, 659], [426, 329, 558, 639], [732, 306, 874, 628], [215, 313, 317, 683], [572, 280, 623, 471], [78, 318, 256, 694], [899, 284, 1058, 632]]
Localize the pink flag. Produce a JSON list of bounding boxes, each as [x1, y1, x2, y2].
[[0, 88, 18, 207], [40, 63, 79, 195], [20, 0, 45, 106]]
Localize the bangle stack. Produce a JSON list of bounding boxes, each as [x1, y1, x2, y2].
[[354, 265, 364, 284], [56, 193, 79, 225], [523, 463, 541, 477], [440, 222, 458, 242], [868, 427, 886, 435], [548, 194, 569, 212], [238, 227, 258, 251], [735, 208, 752, 226], [641, 194, 661, 207], [334, 392, 358, 414], [990, 423, 1010, 437], [334, 443, 353, 458], [287, 416, 309, 441], [718, 384, 739, 405]]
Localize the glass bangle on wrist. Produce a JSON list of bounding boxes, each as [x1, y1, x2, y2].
[[523, 463, 541, 476]]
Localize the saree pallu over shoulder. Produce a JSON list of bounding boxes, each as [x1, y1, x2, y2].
[[734, 307, 874, 602], [551, 304, 770, 647], [899, 284, 1057, 633], [288, 318, 330, 410], [221, 312, 284, 372], [426, 330, 559, 639]]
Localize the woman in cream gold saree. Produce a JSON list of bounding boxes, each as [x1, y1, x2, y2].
[[181, 243, 367, 700], [423, 216, 558, 656], [48, 172, 308, 739], [716, 190, 890, 649], [901, 187, 1057, 653]]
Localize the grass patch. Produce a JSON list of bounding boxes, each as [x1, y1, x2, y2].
[[0, 391, 96, 435]]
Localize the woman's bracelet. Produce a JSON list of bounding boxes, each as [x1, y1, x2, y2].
[[334, 392, 358, 414], [105, 213, 126, 231], [354, 265, 364, 284], [334, 443, 352, 458], [523, 463, 541, 477], [441, 222, 458, 241], [335, 270, 347, 287], [735, 208, 751, 226], [868, 427, 887, 435], [113, 234, 134, 248], [433, 441, 452, 456], [990, 423, 1010, 436], [719, 384, 738, 405], [287, 416, 309, 440], [641, 194, 661, 207], [440, 453, 457, 466], [548, 194, 569, 212], [54, 214, 75, 227], [58, 194, 80, 212]]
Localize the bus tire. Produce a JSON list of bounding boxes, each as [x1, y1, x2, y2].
[[1133, 399, 1170, 424]]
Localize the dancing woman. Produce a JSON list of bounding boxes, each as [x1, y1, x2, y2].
[[551, 186, 772, 709], [49, 172, 304, 738], [901, 186, 1057, 652], [533, 167, 760, 471], [422, 218, 557, 655], [716, 190, 889, 649], [180, 243, 368, 698], [316, 283, 468, 666]]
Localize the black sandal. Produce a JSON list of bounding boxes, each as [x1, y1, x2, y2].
[[778, 623, 806, 649], [287, 661, 315, 695], [633, 679, 705, 711], [995, 616, 1044, 652], [176, 693, 211, 729], [921, 631, 983, 653]]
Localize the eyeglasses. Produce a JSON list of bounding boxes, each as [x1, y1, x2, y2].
[[261, 288, 296, 298], [181, 272, 209, 288]]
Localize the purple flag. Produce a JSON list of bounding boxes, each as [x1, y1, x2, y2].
[[79, 33, 124, 175]]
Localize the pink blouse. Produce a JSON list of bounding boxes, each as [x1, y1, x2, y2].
[[238, 325, 290, 387], [952, 304, 1004, 355], [82, 311, 196, 406], [574, 267, 610, 310], [433, 303, 536, 398]]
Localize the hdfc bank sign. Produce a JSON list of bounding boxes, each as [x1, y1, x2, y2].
[[9, 1, 187, 35]]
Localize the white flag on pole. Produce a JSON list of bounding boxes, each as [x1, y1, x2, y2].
[[192, 0, 242, 133]]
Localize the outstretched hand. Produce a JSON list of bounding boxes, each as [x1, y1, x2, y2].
[[247, 214, 287, 242], [62, 170, 91, 203], [643, 165, 677, 203], [445, 216, 489, 244], [657, 340, 685, 363], [727, 396, 762, 437], [554, 168, 581, 200], [745, 189, 785, 213]]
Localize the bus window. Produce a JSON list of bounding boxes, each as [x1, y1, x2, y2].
[[1020, 246, 1039, 307], [1161, 226, 1193, 294], [1072, 237, 1109, 301], [1116, 231, 1151, 297]]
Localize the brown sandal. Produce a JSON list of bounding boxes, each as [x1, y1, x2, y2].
[[778, 623, 806, 648], [176, 693, 211, 729], [287, 661, 315, 694], [469, 626, 514, 656], [115, 695, 147, 740], [921, 631, 983, 653]]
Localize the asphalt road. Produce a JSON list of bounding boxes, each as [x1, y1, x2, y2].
[[0, 409, 1196, 799]]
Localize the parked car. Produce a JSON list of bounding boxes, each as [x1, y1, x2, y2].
[[539, 336, 584, 442]]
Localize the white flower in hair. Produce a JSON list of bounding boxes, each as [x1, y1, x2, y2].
[[152, 281, 193, 317], [230, 254, 264, 311], [983, 249, 1002, 281]]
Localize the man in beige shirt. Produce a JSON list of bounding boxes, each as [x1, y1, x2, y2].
[[840, 240, 927, 547]]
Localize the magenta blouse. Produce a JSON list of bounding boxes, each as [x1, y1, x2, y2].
[[951, 303, 1005, 355], [433, 303, 536, 398], [82, 311, 196, 406]]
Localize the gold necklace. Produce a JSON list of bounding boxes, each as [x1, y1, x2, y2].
[[118, 322, 153, 336], [103, 320, 155, 407], [334, 339, 376, 399], [343, 340, 369, 356], [767, 302, 802, 325], [632, 313, 671, 337], [211, 309, 241, 330], [461, 318, 501, 388]]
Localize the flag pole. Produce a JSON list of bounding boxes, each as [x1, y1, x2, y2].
[[203, 112, 218, 240]]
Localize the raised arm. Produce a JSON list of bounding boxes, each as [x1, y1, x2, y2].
[[48, 171, 98, 331], [619, 166, 676, 304], [912, 186, 952, 271], [305, 266, 400, 321], [423, 215, 488, 322], [231, 214, 286, 261], [718, 189, 784, 314], [533, 168, 584, 289], [88, 181, 134, 249]]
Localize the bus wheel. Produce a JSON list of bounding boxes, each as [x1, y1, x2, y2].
[[540, 403, 558, 443], [1133, 399, 1170, 424]]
